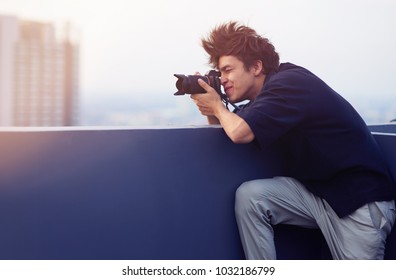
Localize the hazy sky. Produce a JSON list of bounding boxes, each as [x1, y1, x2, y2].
[[1, 0, 395, 101]]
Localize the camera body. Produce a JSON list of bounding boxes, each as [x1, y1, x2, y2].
[[174, 70, 222, 96]]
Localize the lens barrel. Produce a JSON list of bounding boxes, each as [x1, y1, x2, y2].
[[174, 74, 208, 95]]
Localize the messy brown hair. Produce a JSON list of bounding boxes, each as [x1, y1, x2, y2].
[[201, 21, 279, 74]]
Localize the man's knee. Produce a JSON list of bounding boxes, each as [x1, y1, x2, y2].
[[235, 181, 258, 222], [236, 180, 256, 201], [235, 180, 269, 218]]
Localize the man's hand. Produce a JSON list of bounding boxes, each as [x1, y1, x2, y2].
[[190, 78, 255, 144], [190, 78, 223, 117]]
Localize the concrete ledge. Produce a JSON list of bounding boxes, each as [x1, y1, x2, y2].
[[0, 124, 395, 259]]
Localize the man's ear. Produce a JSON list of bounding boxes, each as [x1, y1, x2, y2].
[[252, 60, 264, 76]]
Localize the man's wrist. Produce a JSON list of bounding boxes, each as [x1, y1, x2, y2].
[[214, 102, 230, 121]]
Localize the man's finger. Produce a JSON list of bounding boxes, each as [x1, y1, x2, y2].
[[197, 78, 212, 92], [190, 94, 199, 100]]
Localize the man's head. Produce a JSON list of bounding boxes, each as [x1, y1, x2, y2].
[[201, 22, 279, 102], [201, 21, 279, 75]]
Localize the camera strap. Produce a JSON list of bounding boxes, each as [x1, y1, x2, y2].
[[218, 92, 240, 112]]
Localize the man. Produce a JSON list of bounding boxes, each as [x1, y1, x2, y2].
[[190, 21, 396, 259]]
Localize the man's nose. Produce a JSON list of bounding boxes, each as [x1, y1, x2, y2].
[[221, 75, 228, 85]]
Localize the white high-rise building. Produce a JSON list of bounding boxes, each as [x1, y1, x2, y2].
[[0, 15, 79, 126]]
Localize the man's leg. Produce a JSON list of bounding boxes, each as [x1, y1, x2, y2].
[[235, 176, 396, 259], [318, 199, 395, 259], [234, 177, 321, 259]]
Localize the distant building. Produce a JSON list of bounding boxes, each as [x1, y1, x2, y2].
[[0, 14, 79, 126]]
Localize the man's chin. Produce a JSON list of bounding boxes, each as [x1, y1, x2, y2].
[[228, 96, 241, 104]]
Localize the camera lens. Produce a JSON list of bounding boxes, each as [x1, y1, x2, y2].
[[174, 74, 207, 95]]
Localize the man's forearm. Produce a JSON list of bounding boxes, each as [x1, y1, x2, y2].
[[215, 106, 255, 144], [207, 116, 220, 124]]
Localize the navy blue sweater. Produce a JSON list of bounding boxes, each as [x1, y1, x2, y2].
[[238, 63, 395, 217]]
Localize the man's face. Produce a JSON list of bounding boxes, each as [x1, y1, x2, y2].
[[218, 55, 260, 103]]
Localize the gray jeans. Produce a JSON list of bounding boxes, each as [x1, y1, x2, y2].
[[235, 176, 396, 259]]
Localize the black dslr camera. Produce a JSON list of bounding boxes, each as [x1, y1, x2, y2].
[[173, 70, 240, 111], [173, 70, 222, 96]]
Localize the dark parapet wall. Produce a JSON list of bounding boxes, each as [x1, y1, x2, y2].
[[0, 125, 395, 260], [0, 127, 284, 260]]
